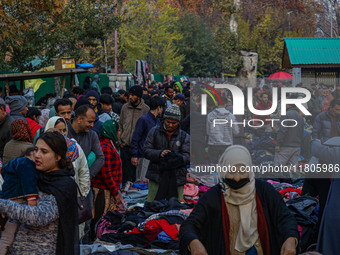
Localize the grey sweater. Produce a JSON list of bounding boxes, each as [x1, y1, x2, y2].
[[206, 108, 239, 146], [0, 193, 59, 254], [68, 122, 104, 178]]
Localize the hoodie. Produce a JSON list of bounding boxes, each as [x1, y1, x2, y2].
[[206, 108, 239, 146]]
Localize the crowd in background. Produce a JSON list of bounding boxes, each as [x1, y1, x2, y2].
[[0, 75, 338, 254]]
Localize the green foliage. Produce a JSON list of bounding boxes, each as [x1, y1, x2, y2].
[[174, 12, 223, 76], [0, 0, 120, 72], [119, 0, 184, 75]]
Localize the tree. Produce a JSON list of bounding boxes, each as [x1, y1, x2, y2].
[[174, 12, 222, 76], [0, 0, 121, 72], [118, 0, 184, 75]]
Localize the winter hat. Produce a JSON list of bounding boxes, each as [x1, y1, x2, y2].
[[5, 95, 28, 113], [174, 94, 185, 101], [129, 86, 143, 98], [85, 90, 100, 103], [74, 97, 91, 110], [163, 104, 181, 121]]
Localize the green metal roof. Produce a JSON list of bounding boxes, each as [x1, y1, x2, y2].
[[283, 38, 340, 66]]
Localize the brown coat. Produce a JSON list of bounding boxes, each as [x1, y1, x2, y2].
[[119, 99, 149, 147], [3, 139, 33, 164]]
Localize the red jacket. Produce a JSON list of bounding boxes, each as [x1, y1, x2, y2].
[[92, 136, 122, 196], [26, 117, 42, 139], [253, 101, 273, 126]]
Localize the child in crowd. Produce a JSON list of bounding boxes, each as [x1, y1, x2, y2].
[[0, 147, 39, 254]]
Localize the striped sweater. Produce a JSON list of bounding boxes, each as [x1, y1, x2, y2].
[[0, 192, 59, 254]]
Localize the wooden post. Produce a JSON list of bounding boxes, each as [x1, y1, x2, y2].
[[20, 80, 24, 93], [61, 75, 66, 98], [6, 80, 9, 97], [70, 74, 74, 92]]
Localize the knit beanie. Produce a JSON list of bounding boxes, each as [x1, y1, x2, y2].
[[85, 90, 100, 103], [74, 97, 91, 110], [163, 104, 181, 121], [5, 96, 28, 113], [129, 86, 143, 98]]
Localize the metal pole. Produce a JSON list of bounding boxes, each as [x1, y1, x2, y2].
[[114, 0, 118, 74], [287, 11, 293, 37]]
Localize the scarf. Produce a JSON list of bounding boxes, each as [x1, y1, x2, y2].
[[45, 116, 68, 133], [38, 169, 79, 255], [218, 145, 258, 252], [64, 136, 79, 162], [11, 119, 33, 143], [100, 119, 119, 147]]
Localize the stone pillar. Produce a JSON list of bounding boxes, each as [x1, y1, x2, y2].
[[237, 51, 258, 87]]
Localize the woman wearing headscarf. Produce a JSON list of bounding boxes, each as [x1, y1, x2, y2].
[[83, 76, 92, 90], [0, 132, 79, 254], [179, 145, 299, 255], [91, 120, 123, 239], [3, 119, 33, 164], [43, 117, 90, 200]]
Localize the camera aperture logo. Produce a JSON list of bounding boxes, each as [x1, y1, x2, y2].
[[201, 84, 311, 128]]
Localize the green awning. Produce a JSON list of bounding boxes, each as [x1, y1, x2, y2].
[[282, 37, 340, 68]]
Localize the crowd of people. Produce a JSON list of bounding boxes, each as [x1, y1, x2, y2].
[[0, 76, 338, 254]]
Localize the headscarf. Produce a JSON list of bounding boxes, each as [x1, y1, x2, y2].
[[11, 119, 33, 143], [39, 109, 50, 127], [218, 145, 258, 252], [45, 116, 68, 134], [64, 136, 79, 162], [100, 120, 119, 147]]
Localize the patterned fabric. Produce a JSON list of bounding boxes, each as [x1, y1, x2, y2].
[[64, 136, 79, 162], [11, 119, 33, 143], [92, 137, 122, 196], [163, 104, 181, 121], [0, 193, 59, 254]]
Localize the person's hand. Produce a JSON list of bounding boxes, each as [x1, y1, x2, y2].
[[131, 157, 138, 166], [28, 199, 37, 206], [114, 190, 124, 205], [275, 146, 280, 152], [189, 239, 208, 255], [161, 149, 171, 157], [280, 237, 297, 255]]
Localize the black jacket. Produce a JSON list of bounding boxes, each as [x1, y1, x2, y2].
[[276, 107, 304, 147], [143, 124, 190, 186], [179, 180, 299, 255], [312, 110, 340, 143]]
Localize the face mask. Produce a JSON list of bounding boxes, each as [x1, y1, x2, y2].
[[223, 178, 250, 190]]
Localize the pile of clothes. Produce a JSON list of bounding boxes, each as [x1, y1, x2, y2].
[[96, 198, 194, 252]]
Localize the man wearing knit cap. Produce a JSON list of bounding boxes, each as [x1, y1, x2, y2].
[[143, 104, 190, 201], [119, 85, 149, 184], [5, 95, 28, 120]]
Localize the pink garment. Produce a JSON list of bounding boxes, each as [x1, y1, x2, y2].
[[183, 183, 199, 197], [198, 185, 210, 192]]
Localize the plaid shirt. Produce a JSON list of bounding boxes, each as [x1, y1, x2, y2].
[[92, 137, 122, 196]]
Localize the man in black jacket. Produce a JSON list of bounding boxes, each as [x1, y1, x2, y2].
[[274, 104, 304, 178], [143, 104, 190, 201]]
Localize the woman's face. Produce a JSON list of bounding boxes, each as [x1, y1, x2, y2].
[[225, 164, 249, 182], [54, 121, 67, 136], [34, 139, 61, 172]]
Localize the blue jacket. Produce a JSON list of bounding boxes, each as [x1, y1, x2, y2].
[[131, 111, 160, 157], [0, 157, 38, 200], [312, 110, 340, 143]]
